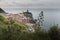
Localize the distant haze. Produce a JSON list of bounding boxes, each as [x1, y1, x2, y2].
[[0, 0, 60, 8]]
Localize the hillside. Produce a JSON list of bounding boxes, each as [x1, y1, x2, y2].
[[0, 15, 27, 32]]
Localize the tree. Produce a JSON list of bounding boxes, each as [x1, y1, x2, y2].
[[37, 11, 44, 27], [33, 11, 44, 32], [48, 25, 59, 40]]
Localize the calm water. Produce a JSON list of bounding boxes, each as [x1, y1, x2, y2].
[[4, 8, 60, 29]]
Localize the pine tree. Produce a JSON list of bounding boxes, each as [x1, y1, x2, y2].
[[37, 11, 44, 27]]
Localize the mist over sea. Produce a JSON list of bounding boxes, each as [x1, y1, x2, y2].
[[3, 8, 60, 29]]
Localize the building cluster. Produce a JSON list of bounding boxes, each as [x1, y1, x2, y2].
[[0, 8, 37, 32], [0, 8, 36, 26], [5, 12, 32, 24]]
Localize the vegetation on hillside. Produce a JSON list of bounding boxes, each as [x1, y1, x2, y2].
[[0, 15, 60, 40], [0, 15, 27, 31]]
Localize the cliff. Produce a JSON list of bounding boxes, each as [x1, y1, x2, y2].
[[0, 8, 6, 13]]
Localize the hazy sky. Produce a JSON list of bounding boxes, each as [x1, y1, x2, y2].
[[0, 0, 60, 8]]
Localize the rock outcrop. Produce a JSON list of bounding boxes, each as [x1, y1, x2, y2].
[[0, 8, 6, 13]]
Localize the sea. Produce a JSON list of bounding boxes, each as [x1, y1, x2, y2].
[[3, 8, 60, 30]]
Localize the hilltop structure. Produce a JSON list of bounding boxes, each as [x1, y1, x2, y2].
[[23, 10, 34, 23], [23, 10, 33, 19]]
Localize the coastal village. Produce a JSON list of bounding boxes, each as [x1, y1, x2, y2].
[[0, 8, 36, 31], [0, 8, 44, 32]]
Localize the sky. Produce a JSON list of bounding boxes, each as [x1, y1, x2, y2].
[[0, 0, 60, 8]]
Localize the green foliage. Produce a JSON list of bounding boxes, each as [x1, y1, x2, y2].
[[0, 15, 10, 24], [0, 15, 60, 40], [48, 25, 59, 40], [0, 15, 28, 40], [0, 15, 27, 31], [13, 22, 27, 31]]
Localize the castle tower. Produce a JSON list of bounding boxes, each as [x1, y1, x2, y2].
[[27, 9, 29, 12]]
